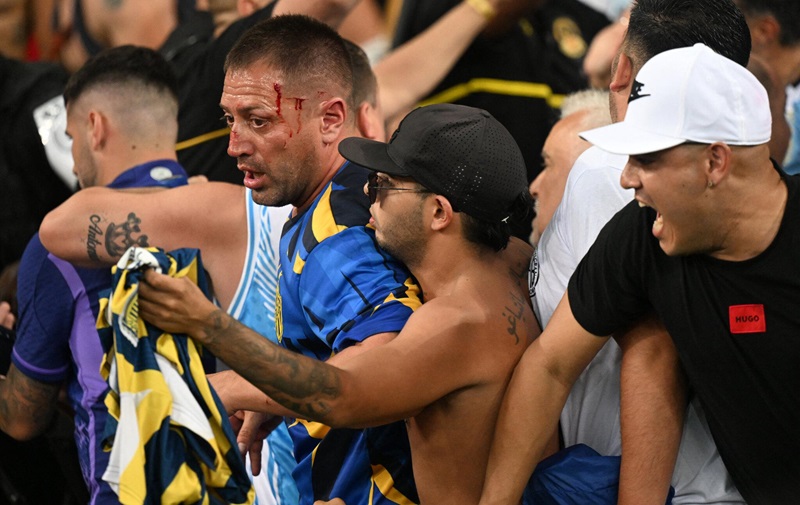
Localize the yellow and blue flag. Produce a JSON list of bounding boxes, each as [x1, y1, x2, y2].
[[98, 247, 254, 505]]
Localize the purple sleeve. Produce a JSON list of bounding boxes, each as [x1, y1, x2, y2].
[[12, 235, 74, 383]]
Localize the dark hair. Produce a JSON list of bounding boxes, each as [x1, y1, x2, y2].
[[63, 45, 178, 107], [625, 0, 751, 70], [461, 191, 533, 252], [737, 0, 800, 45], [343, 38, 378, 108], [225, 15, 353, 111]]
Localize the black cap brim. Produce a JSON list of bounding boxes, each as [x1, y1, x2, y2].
[[338, 137, 412, 177]]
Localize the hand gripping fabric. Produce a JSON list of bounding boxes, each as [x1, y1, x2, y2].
[[97, 246, 255, 505]]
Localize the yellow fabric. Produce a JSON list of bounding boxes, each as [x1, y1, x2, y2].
[[98, 247, 254, 505]]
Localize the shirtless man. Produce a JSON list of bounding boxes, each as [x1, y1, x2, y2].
[[134, 103, 544, 505]]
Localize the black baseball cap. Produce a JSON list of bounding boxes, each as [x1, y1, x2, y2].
[[338, 103, 528, 223]]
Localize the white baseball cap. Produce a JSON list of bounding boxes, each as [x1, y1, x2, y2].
[[580, 43, 771, 155]]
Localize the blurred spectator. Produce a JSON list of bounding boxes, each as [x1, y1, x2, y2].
[[0, 0, 27, 59], [53, 0, 211, 73], [747, 52, 791, 161], [528, 89, 610, 245], [0, 55, 73, 274], [734, 0, 800, 173], [582, 6, 629, 89], [338, 0, 390, 62]]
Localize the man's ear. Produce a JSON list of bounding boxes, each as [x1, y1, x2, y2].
[[88, 110, 107, 151], [749, 14, 781, 49], [609, 52, 632, 94], [357, 102, 382, 141], [320, 98, 347, 144], [430, 195, 455, 232], [707, 142, 733, 186]]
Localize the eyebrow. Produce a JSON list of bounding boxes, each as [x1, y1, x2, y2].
[[219, 103, 274, 115]]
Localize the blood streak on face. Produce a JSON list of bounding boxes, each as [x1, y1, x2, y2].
[[273, 83, 282, 117], [295, 98, 305, 133]]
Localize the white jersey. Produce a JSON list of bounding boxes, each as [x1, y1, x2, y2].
[[227, 190, 298, 505], [530, 146, 744, 504]]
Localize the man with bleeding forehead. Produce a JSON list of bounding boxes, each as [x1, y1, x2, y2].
[[481, 43, 800, 505], [144, 14, 423, 505]]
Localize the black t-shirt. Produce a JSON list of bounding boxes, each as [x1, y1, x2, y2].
[[568, 172, 800, 505]]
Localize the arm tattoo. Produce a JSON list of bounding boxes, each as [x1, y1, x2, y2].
[[87, 212, 149, 261], [202, 310, 342, 421], [0, 369, 59, 437], [105, 0, 123, 8]]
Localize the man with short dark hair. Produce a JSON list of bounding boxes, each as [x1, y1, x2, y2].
[[133, 103, 540, 505], [0, 45, 195, 504], [483, 43, 799, 505]]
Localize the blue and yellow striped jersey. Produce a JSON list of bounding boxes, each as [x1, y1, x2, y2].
[[277, 162, 422, 505]]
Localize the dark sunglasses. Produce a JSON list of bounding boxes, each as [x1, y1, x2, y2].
[[367, 172, 431, 205]]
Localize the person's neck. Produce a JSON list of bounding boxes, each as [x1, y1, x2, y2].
[[412, 240, 498, 301], [710, 162, 787, 261], [768, 44, 800, 86], [292, 139, 352, 216], [98, 148, 179, 186]]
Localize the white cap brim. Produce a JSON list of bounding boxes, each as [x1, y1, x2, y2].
[[579, 122, 686, 156]]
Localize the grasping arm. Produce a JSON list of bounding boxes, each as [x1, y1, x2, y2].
[[616, 314, 687, 505], [479, 293, 608, 505], [138, 270, 484, 428], [209, 327, 398, 417]]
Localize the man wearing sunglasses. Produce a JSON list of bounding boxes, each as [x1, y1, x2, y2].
[[135, 103, 542, 504]]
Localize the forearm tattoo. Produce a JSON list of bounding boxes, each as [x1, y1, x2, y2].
[[202, 310, 342, 421], [87, 213, 149, 261], [0, 370, 58, 436]]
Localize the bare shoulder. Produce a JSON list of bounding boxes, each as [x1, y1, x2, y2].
[[408, 283, 537, 351]]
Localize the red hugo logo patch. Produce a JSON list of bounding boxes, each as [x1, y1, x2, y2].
[[729, 304, 766, 334]]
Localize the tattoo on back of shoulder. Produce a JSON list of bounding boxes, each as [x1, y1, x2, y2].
[[86, 213, 149, 260], [501, 291, 528, 345]]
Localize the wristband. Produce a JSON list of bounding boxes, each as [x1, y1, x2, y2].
[[465, 0, 496, 21]]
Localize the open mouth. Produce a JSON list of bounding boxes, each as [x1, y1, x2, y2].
[[638, 200, 663, 237], [241, 168, 267, 190]]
